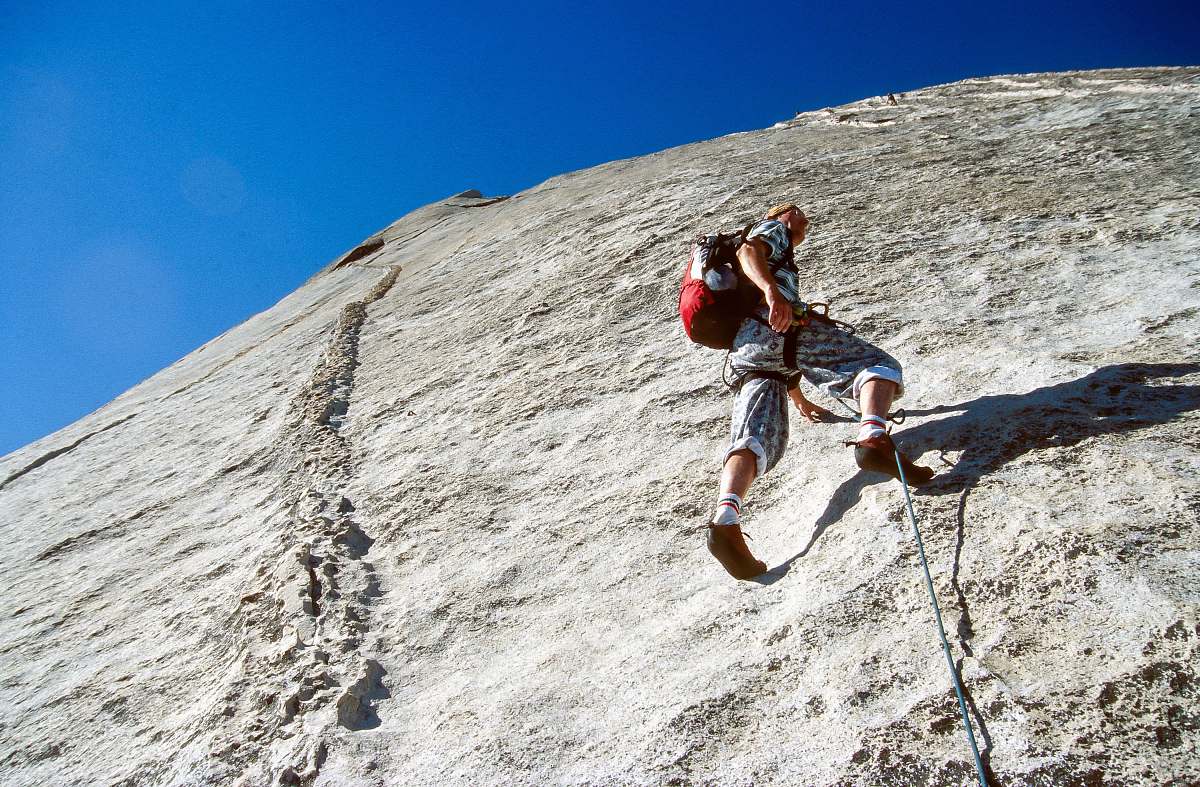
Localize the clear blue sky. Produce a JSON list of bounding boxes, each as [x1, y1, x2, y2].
[[1, 0, 1196, 456]]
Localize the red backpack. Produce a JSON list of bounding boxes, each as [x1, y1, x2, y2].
[[678, 223, 789, 349]]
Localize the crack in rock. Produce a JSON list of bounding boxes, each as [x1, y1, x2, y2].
[[205, 267, 399, 784], [333, 238, 386, 270], [445, 194, 510, 208], [0, 413, 137, 493]]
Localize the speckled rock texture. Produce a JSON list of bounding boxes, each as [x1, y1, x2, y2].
[[1, 68, 1198, 786]]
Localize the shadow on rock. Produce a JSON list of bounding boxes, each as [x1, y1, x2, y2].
[[798, 362, 1200, 551], [906, 361, 1200, 494], [337, 659, 391, 731], [761, 470, 877, 581]]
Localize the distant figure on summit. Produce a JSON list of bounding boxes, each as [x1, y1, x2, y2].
[[704, 203, 934, 580]]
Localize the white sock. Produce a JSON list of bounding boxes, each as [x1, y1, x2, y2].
[[713, 493, 743, 525], [857, 415, 887, 443]]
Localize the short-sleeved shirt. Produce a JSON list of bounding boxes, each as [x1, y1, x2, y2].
[[745, 219, 802, 305]]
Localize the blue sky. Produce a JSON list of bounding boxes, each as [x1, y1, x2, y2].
[[1, 0, 1196, 456]]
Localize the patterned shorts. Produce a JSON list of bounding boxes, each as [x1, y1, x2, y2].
[[725, 311, 903, 476]]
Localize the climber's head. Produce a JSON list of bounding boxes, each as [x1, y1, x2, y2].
[[766, 202, 808, 244]]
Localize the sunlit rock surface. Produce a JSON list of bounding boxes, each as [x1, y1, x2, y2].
[[1, 67, 1198, 786]]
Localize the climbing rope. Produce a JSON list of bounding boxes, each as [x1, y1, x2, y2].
[[893, 449, 988, 787]]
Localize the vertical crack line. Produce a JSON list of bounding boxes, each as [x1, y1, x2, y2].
[[950, 485, 996, 781], [318, 302, 367, 435], [233, 265, 400, 783], [279, 266, 403, 478], [363, 266, 402, 305], [296, 266, 402, 441], [306, 555, 322, 617], [952, 487, 974, 656]]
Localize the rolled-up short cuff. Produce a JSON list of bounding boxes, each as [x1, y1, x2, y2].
[[852, 365, 904, 400], [725, 437, 767, 478]]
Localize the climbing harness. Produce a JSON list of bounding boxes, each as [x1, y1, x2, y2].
[[722, 302, 858, 395], [722, 339, 803, 392], [723, 356, 801, 392], [893, 448, 988, 787], [793, 301, 856, 334]]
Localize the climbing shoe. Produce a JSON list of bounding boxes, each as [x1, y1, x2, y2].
[[853, 432, 935, 486], [706, 523, 768, 580]]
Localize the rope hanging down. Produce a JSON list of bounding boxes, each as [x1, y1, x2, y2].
[[893, 448, 988, 787]]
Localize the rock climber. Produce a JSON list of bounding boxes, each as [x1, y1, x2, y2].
[[707, 202, 935, 580]]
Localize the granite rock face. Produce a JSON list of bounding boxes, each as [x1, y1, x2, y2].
[[1, 68, 1198, 786]]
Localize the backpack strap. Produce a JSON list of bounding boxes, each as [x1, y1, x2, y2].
[[780, 242, 797, 273], [775, 226, 797, 273]]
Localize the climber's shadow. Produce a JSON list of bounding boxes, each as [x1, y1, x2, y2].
[[760, 471, 876, 580], [905, 361, 1200, 491], [795, 361, 1200, 554]]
